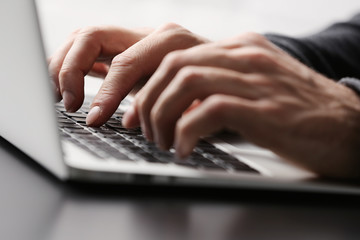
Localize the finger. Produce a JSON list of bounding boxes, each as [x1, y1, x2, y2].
[[48, 31, 78, 101], [174, 95, 257, 158], [58, 30, 107, 112], [87, 23, 208, 127], [55, 26, 148, 112], [121, 104, 141, 128], [49, 26, 152, 89], [150, 66, 261, 150], [132, 47, 236, 140], [134, 43, 275, 142]]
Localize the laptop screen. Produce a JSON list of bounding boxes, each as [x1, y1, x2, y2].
[[0, 0, 67, 178]]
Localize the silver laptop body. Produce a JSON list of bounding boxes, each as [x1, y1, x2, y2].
[[1, 0, 359, 194]]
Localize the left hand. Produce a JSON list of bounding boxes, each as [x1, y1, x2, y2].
[[123, 32, 360, 178]]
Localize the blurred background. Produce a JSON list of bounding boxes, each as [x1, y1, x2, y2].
[[36, 0, 360, 56]]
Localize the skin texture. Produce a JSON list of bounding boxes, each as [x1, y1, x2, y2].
[[49, 24, 360, 179], [49, 23, 208, 123]]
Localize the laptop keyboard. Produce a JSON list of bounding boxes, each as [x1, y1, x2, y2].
[[56, 101, 258, 174]]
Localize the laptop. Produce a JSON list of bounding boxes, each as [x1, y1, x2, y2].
[[1, 0, 360, 194]]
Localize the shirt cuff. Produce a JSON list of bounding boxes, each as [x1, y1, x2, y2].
[[339, 77, 360, 96]]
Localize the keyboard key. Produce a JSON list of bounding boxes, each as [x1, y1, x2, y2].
[[138, 152, 159, 163], [174, 159, 197, 168], [58, 118, 74, 124], [71, 117, 87, 123], [56, 104, 259, 174], [201, 162, 226, 170], [64, 112, 87, 118], [65, 129, 92, 135], [189, 155, 214, 165], [229, 161, 258, 173]]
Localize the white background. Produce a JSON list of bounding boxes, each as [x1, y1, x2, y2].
[[36, 0, 360, 55], [35, 0, 360, 94]]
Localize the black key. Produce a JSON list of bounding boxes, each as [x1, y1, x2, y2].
[[63, 127, 85, 134], [105, 135, 126, 140], [65, 129, 92, 135], [202, 148, 227, 155], [189, 153, 214, 165], [138, 152, 159, 163], [216, 155, 240, 163], [174, 160, 197, 168], [201, 162, 226, 170], [112, 140, 136, 147], [152, 152, 176, 162], [124, 145, 145, 154], [58, 122, 78, 128], [56, 106, 67, 112], [196, 140, 214, 148], [97, 129, 118, 135], [105, 118, 121, 124], [57, 115, 68, 120], [64, 112, 86, 118], [106, 122, 125, 128], [139, 144, 159, 153], [229, 161, 258, 173], [72, 117, 87, 123], [78, 134, 102, 142], [58, 118, 74, 124]]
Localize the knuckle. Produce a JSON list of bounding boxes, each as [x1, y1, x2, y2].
[[176, 66, 200, 89], [156, 22, 184, 32], [239, 32, 267, 45], [70, 26, 104, 51], [156, 22, 201, 45], [248, 74, 272, 87], [77, 26, 103, 39], [111, 53, 137, 69], [69, 28, 82, 38], [257, 100, 280, 115], [247, 47, 266, 59], [204, 95, 228, 117], [162, 50, 185, 69], [240, 48, 275, 67]]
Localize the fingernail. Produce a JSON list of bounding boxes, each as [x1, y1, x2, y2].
[[122, 105, 135, 128], [86, 106, 101, 126], [63, 91, 75, 112]]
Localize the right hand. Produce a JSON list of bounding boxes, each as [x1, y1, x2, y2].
[[48, 23, 209, 126]]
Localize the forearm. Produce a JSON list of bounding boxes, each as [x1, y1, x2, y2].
[[263, 16, 360, 176], [265, 14, 360, 95]]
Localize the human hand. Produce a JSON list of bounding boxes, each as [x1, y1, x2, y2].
[[123, 32, 360, 178], [49, 23, 209, 126]]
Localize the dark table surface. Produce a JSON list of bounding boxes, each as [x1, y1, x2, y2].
[[1, 136, 360, 240]]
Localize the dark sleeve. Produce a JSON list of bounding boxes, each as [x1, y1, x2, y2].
[[265, 13, 360, 94]]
